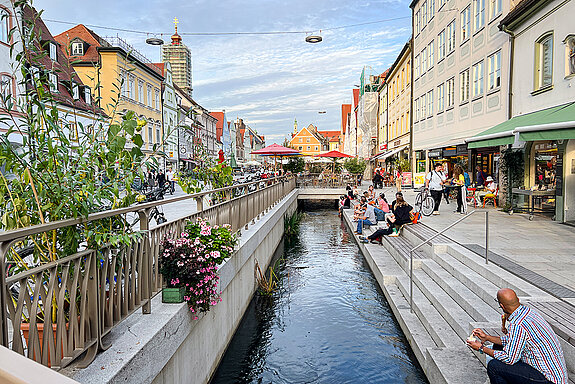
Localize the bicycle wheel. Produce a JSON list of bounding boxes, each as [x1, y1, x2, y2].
[[414, 192, 423, 211], [421, 196, 435, 216]]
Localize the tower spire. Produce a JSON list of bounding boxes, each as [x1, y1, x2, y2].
[[171, 17, 182, 45], [293, 118, 298, 135]]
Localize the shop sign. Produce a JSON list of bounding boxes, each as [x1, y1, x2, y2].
[[394, 139, 401, 147], [428, 149, 442, 158], [456, 144, 468, 155], [442, 147, 457, 157], [379, 143, 387, 150], [401, 172, 412, 186]]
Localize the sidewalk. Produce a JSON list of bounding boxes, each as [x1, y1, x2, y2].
[[372, 185, 575, 305]]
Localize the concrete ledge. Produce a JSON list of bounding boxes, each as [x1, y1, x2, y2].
[[64, 190, 298, 384]]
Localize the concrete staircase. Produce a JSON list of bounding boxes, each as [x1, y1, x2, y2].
[[348, 213, 575, 384]]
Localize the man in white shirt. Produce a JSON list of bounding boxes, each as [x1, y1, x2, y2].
[[476, 176, 497, 203], [425, 163, 447, 215]]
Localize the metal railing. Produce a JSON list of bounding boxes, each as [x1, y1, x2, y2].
[[295, 174, 355, 188], [408, 211, 490, 312], [0, 176, 295, 369]]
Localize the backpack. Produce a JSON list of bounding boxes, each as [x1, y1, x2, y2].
[[463, 172, 471, 187]]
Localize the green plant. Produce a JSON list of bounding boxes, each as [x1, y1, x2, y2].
[[283, 157, 305, 174], [343, 157, 366, 175], [308, 164, 323, 174], [284, 210, 303, 237], [255, 260, 279, 296], [396, 158, 411, 172], [500, 148, 525, 204]]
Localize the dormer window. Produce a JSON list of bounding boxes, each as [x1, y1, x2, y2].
[[72, 83, 79, 100], [71, 42, 84, 56], [49, 42, 57, 61], [48, 72, 58, 92], [84, 86, 91, 104]]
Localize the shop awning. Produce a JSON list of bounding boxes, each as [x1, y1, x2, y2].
[[466, 102, 575, 148], [371, 145, 409, 161]]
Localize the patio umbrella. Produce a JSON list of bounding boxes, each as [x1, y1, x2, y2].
[[251, 143, 301, 172], [315, 150, 353, 173]]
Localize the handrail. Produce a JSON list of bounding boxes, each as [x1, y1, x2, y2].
[[408, 210, 490, 312]]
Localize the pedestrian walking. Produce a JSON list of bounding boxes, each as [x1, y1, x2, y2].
[[452, 165, 466, 214], [395, 167, 403, 193], [157, 170, 166, 189], [166, 168, 175, 194], [425, 163, 447, 215]]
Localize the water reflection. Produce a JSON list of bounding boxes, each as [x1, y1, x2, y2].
[[211, 210, 428, 384]]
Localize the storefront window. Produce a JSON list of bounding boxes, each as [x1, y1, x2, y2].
[[534, 141, 558, 190]]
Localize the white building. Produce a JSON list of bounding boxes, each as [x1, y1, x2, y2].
[[410, 0, 511, 177], [160, 62, 178, 169]]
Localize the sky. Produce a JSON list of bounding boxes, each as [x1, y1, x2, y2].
[[35, 0, 412, 144]]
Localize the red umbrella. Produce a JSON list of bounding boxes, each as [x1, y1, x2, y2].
[[315, 150, 352, 158], [251, 144, 301, 172]]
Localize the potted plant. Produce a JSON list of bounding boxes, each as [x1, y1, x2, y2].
[[159, 218, 237, 318]]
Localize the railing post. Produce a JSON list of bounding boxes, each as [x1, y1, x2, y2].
[[195, 196, 203, 213], [410, 249, 414, 313], [0, 241, 8, 347], [138, 209, 152, 314], [485, 211, 489, 264]]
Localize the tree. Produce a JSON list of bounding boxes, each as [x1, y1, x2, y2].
[[283, 157, 305, 173], [343, 157, 367, 175]]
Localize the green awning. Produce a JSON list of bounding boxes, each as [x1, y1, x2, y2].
[[468, 136, 514, 148], [519, 128, 575, 141], [467, 102, 575, 148]]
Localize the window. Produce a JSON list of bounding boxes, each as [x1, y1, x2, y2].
[[428, 41, 434, 68], [487, 51, 501, 90], [138, 80, 144, 103], [429, 0, 435, 18], [72, 83, 79, 100], [120, 70, 128, 98], [473, 0, 485, 31], [427, 90, 434, 116], [155, 89, 160, 110], [129, 75, 135, 99], [298, 146, 302, 150], [315, 146, 318, 151], [148, 125, 153, 144], [489, 0, 502, 20], [535, 33, 553, 90], [49, 72, 58, 92], [84, 86, 91, 104], [307, 146, 311, 150], [414, 98, 420, 121], [415, 10, 421, 35], [461, 6, 471, 41], [566, 35, 575, 76], [447, 20, 456, 53], [0, 8, 10, 44], [437, 83, 445, 112], [472, 60, 484, 97], [446, 77, 455, 107], [156, 124, 161, 144], [306, 137, 310, 143], [147, 84, 152, 107], [438, 30, 446, 61], [415, 54, 420, 78], [71, 42, 83, 56], [438, 0, 446, 9], [422, 1, 428, 27], [460, 69, 470, 102], [422, 47, 428, 74], [0, 74, 13, 109], [299, 138, 302, 143], [49, 42, 57, 61]]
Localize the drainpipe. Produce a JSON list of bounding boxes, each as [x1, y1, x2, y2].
[[409, 36, 414, 188], [500, 25, 516, 206]]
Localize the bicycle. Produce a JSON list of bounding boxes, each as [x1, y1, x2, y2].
[[414, 187, 435, 216]]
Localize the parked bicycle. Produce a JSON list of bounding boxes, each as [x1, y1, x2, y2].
[[414, 187, 435, 216], [130, 184, 169, 228]]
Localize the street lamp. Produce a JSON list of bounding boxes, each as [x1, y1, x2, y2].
[[305, 34, 322, 43], [318, 111, 327, 114], [146, 36, 164, 46]]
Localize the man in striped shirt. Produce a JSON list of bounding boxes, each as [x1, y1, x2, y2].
[[467, 288, 568, 384]]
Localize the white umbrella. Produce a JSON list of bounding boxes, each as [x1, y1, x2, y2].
[[245, 160, 262, 166]]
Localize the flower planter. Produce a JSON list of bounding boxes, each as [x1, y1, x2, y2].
[[21, 322, 67, 367], [162, 287, 185, 303]]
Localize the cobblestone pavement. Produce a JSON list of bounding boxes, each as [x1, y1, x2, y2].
[[367, 184, 575, 305]]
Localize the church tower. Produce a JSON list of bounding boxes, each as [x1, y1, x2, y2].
[[293, 118, 298, 136], [162, 18, 193, 97]]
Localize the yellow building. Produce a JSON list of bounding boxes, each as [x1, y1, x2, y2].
[[386, 41, 412, 160], [289, 120, 328, 157], [55, 26, 164, 159]]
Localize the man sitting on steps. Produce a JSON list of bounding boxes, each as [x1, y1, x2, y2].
[[467, 288, 567, 384]]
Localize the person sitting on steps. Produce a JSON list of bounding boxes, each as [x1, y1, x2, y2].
[[361, 192, 413, 242], [467, 288, 567, 384]]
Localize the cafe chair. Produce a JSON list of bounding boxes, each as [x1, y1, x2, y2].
[[482, 188, 499, 208]]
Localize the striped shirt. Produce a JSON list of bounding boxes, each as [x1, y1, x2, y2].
[[494, 304, 568, 384]]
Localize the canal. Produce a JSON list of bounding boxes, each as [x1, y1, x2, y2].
[[211, 209, 427, 383]]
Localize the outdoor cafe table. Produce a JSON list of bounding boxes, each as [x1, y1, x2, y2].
[[511, 188, 556, 220]]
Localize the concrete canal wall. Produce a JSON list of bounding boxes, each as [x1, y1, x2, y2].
[[65, 190, 298, 384]]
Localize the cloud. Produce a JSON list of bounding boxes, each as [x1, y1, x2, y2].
[[36, 0, 412, 143]]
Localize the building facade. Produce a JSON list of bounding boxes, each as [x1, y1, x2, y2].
[[410, 0, 511, 180], [54, 26, 164, 164], [159, 62, 178, 169], [289, 122, 328, 157]]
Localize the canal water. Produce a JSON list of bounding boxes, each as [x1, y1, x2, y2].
[[211, 209, 427, 383]]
